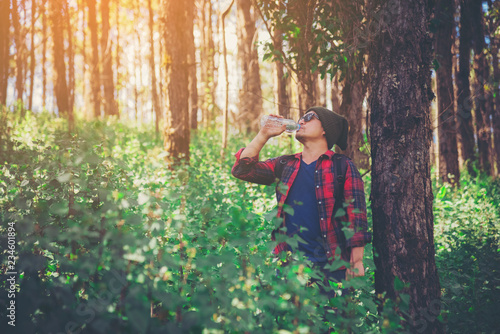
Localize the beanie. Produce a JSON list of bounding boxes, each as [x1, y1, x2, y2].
[[306, 106, 349, 150]]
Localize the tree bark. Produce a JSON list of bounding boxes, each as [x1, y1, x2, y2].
[[64, 0, 75, 113], [339, 60, 369, 168], [470, 0, 492, 176], [489, 1, 500, 177], [293, 0, 316, 114], [101, 0, 118, 117], [162, 0, 191, 163], [456, 0, 475, 176], [12, 0, 25, 109], [148, 0, 161, 134], [236, 0, 263, 133], [28, 0, 36, 111], [368, 0, 443, 332], [42, 0, 47, 108], [221, 0, 234, 156], [434, 0, 460, 184], [187, 0, 198, 130], [331, 72, 342, 112], [0, 0, 10, 106], [49, 0, 73, 131], [87, 0, 101, 118]]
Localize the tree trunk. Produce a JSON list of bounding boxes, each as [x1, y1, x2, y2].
[[87, 0, 101, 118], [49, 0, 73, 131], [101, 0, 117, 117], [187, 0, 198, 130], [12, 0, 24, 110], [435, 0, 460, 185], [470, 0, 492, 176], [490, 3, 500, 177], [331, 72, 342, 112], [0, 0, 10, 106], [148, 0, 161, 134], [456, 0, 475, 176], [64, 0, 75, 113], [162, 0, 191, 163], [368, 0, 443, 332], [42, 0, 47, 108], [273, 41, 291, 119], [236, 0, 263, 133], [221, 0, 234, 156], [339, 57, 368, 168], [28, 0, 36, 111], [291, 0, 317, 114]]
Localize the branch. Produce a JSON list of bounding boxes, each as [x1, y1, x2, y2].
[[252, 0, 297, 76]]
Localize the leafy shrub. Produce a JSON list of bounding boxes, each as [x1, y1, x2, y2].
[[0, 112, 498, 333]]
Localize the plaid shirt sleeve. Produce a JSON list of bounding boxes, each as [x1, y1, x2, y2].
[[231, 148, 278, 185], [343, 159, 372, 248]]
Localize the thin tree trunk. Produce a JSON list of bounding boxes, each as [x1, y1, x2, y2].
[[456, 0, 475, 176], [12, 0, 25, 111], [339, 61, 368, 168], [331, 72, 342, 112], [41, 0, 47, 109], [162, 0, 191, 164], [148, 0, 161, 134], [64, 0, 75, 113], [471, 0, 492, 176], [101, 0, 118, 117], [368, 0, 443, 332], [187, 0, 198, 130], [435, 0, 460, 184], [0, 0, 10, 106], [236, 0, 262, 133], [28, 0, 36, 111], [115, 0, 120, 109], [273, 32, 290, 119], [489, 1, 500, 177], [49, 0, 73, 131], [88, 0, 101, 118], [221, 0, 234, 157]]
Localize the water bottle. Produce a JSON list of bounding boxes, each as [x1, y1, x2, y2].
[[260, 115, 301, 133]]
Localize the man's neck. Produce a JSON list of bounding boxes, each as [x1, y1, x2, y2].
[[301, 141, 329, 164]]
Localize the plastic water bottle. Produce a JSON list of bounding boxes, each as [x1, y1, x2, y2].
[[260, 115, 301, 133]]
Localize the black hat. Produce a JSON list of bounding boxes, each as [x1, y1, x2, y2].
[[306, 106, 349, 150]]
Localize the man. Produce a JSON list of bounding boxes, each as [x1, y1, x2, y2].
[[231, 107, 371, 294]]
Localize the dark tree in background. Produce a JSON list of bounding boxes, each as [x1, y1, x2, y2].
[[471, 0, 492, 176], [0, 0, 9, 106], [368, 0, 443, 332], [49, 0, 73, 131], [456, 0, 475, 176], [236, 0, 263, 133], [88, 0, 101, 118], [101, 0, 118, 117], [162, 0, 192, 163], [148, 0, 161, 134], [434, 0, 460, 185]]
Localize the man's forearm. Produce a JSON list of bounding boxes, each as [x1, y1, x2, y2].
[[240, 132, 269, 159]]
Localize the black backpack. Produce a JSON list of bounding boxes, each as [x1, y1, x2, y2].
[[274, 153, 349, 216]]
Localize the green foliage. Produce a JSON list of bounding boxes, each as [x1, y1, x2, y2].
[[0, 112, 498, 333], [433, 173, 500, 333]]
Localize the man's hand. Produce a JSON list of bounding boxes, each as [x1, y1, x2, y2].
[[240, 114, 286, 159], [259, 114, 286, 139], [346, 247, 365, 280]]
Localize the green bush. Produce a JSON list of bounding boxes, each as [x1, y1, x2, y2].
[[0, 112, 498, 333]]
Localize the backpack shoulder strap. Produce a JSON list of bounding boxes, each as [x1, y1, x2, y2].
[[274, 154, 295, 180], [332, 153, 349, 209]]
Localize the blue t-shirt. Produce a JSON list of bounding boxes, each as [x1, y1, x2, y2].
[[283, 159, 328, 263]]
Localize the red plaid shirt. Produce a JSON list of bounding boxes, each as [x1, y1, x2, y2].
[[231, 148, 371, 267]]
